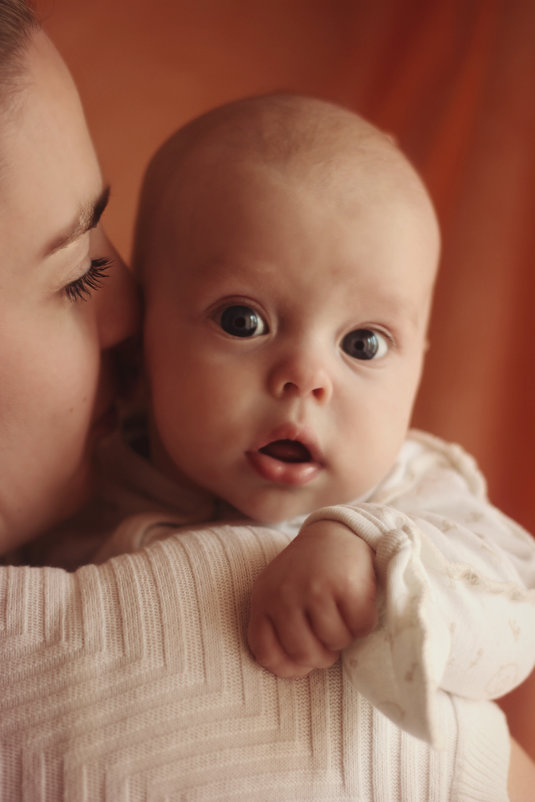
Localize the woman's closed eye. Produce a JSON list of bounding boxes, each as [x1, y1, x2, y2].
[[64, 257, 112, 302]]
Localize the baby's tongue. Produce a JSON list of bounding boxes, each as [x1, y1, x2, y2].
[[260, 439, 310, 463]]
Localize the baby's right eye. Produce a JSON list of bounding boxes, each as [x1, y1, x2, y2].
[[218, 304, 268, 338]]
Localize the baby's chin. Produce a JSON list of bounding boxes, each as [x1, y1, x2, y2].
[[233, 486, 370, 526]]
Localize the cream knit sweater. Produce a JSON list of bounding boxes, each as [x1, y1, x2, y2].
[[1, 524, 510, 801]]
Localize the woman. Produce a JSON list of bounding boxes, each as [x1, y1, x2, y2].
[[0, 2, 532, 799], [0, 0, 138, 554]]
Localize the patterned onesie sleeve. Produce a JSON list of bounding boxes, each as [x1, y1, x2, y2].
[[301, 430, 535, 746]]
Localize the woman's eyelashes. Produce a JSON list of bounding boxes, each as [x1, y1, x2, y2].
[[64, 257, 112, 302], [217, 304, 269, 338]]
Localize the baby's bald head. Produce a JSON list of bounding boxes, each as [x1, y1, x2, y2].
[[139, 95, 442, 511], [134, 93, 440, 296]]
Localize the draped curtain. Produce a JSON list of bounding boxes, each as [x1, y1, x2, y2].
[[37, 0, 535, 757]]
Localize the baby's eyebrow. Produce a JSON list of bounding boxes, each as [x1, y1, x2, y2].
[[365, 296, 429, 341], [43, 185, 111, 257]]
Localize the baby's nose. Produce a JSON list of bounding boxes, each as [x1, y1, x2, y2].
[[268, 353, 333, 402]]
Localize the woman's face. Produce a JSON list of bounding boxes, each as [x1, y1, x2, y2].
[[0, 32, 139, 551]]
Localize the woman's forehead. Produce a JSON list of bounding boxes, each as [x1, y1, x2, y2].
[[0, 31, 103, 266]]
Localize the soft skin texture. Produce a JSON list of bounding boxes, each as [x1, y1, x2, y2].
[[0, 31, 138, 552], [142, 101, 440, 526]]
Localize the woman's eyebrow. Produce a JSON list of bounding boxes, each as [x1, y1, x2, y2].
[[43, 185, 111, 257]]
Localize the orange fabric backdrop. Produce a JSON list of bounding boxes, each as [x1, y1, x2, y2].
[[36, 0, 534, 756]]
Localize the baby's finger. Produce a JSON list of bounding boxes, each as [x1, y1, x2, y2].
[[272, 608, 339, 671], [247, 614, 314, 678], [336, 588, 379, 639], [306, 599, 356, 652]]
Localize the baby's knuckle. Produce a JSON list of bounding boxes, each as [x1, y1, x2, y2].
[[323, 634, 350, 652], [349, 604, 378, 637], [284, 643, 314, 664]]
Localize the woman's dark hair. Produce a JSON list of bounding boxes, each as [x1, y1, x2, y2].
[[0, 0, 39, 102]]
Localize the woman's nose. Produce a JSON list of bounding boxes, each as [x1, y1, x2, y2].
[[268, 350, 333, 403]]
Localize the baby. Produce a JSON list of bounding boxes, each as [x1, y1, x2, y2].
[[99, 93, 535, 746], [137, 92, 438, 672]]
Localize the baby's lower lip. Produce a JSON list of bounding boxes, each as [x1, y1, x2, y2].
[[246, 449, 321, 486]]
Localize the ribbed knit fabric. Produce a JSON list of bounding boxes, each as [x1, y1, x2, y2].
[[91, 429, 535, 748], [1, 524, 509, 801]]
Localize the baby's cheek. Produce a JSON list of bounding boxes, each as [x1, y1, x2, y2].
[[335, 440, 392, 500]]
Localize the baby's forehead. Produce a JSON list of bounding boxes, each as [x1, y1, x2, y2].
[[162, 105, 421, 212], [137, 96, 439, 287], [165, 150, 434, 274]]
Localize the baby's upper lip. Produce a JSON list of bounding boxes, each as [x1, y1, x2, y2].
[[252, 423, 323, 464]]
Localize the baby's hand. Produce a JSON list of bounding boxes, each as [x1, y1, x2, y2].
[[247, 521, 378, 678]]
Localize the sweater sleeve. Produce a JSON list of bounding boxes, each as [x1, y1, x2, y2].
[[0, 525, 511, 801], [301, 431, 535, 746]]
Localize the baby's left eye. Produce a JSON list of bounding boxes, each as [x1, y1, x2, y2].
[[218, 304, 268, 338], [341, 328, 389, 360]]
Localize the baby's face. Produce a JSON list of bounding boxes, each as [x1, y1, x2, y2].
[[143, 155, 438, 523]]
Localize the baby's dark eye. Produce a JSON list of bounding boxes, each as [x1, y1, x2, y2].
[[219, 304, 268, 338], [341, 328, 389, 360]]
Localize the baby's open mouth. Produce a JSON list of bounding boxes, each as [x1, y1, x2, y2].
[[259, 439, 312, 463], [247, 434, 320, 485]]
